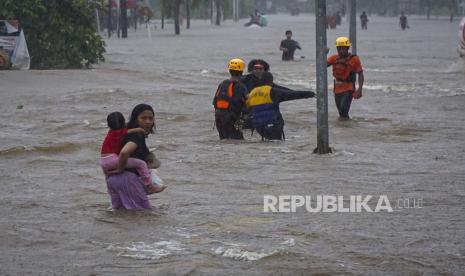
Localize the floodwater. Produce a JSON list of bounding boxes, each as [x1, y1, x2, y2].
[[1, 14, 465, 275]]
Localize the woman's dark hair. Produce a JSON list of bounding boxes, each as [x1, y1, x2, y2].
[[127, 104, 155, 133], [107, 112, 126, 130], [247, 59, 270, 72]]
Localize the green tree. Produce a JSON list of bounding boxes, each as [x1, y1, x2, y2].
[[0, 0, 105, 69]]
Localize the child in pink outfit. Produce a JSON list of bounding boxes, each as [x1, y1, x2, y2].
[[100, 112, 164, 193]]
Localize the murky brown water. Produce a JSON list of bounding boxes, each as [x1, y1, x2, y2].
[[1, 14, 465, 275]]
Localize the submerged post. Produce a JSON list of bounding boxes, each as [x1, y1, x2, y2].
[[233, 0, 239, 22], [349, 0, 357, 55], [107, 0, 112, 37], [314, 0, 331, 154]]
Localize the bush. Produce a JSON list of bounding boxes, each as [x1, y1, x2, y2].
[[0, 0, 106, 69]]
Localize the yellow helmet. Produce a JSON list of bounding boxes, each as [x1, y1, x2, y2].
[[335, 36, 351, 47], [228, 58, 245, 72]]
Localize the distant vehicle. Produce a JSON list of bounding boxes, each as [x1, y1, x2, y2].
[[459, 17, 465, 58]]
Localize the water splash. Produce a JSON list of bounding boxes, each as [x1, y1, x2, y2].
[[107, 240, 185, 260], [213, 246, 278, 261]]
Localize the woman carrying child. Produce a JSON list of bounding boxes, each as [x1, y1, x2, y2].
[[102, 104, 165, 209]]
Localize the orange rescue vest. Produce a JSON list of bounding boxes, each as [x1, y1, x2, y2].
[[332, 54, 356, 82], [214, 81, 234, 110]]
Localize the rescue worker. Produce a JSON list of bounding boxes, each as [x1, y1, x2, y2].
[[241, 59, 270, 92], [246, 72, 315, 140], [212, 58, 248, 140], [241, 59, 293, 93], [327, 37, 364, 121]]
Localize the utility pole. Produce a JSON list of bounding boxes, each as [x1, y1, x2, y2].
[[349, 0, 357, 55], [107, 0, 112, 37], [314, 0, 331, 154], [233, 0, 239, 22]]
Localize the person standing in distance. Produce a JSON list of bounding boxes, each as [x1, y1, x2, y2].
[[279, 30, 301, 61], [212, 58, 248, 139], [399, 11, 409, 30], [327, 37, 364, 121], [360, 11, 368, 30]]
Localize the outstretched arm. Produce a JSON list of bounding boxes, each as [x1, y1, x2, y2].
[[273, 83, 293, 91], [127, 127, 146, 134], [271, 87, 315, 103]]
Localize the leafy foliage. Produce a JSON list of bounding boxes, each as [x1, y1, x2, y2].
[[0, 0, 106, 69]]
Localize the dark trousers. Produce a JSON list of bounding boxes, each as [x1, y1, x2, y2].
[[256, 125, 284, 140], [334, 91, 353, 118], [215, 111, 244, 140]]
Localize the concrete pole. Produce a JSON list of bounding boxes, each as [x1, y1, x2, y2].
[[233, 0, 239, 22], [233, 0, 236, 22], [315, 0, 331, 154], [107, 0, 112, 37], [349, 0, 357, 55]]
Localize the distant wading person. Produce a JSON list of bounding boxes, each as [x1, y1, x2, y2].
[[213, 58, 248, 140], [103, 104, 162, 209], [279, 30, 301, 61], [399, 12, 409, 30], [360, 11, 368, 30], [241, 59, 294, 93], [327, 37, 364, 121]]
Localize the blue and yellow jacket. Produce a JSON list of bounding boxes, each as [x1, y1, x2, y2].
[[246, 85, 315, 129]]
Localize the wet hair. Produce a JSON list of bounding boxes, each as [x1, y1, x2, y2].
[[127, 103, 155, 133], [107, 112, 126, 130], [247, 59, 270, 72], [229, 69, 243, 77], [260, 71, 274, 85], [285, 30, 292, 35]]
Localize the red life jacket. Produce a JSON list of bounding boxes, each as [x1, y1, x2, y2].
[[332, 54, 356, 82]]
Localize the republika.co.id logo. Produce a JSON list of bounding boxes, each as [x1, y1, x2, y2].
[[263, 195, 423, 213]]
